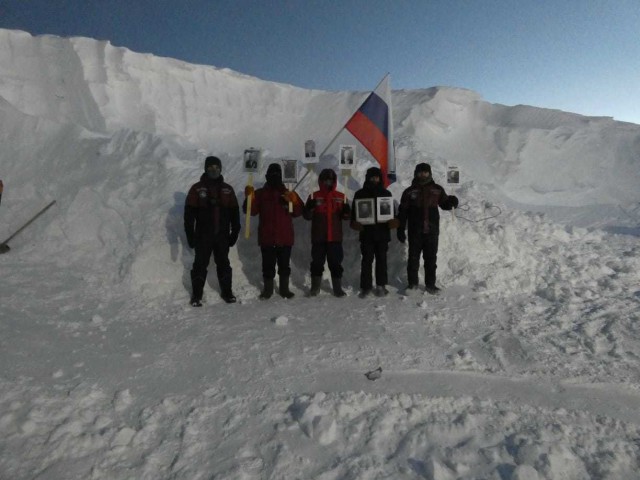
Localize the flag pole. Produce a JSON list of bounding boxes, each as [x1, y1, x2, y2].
[[293, 73, 390, 192]]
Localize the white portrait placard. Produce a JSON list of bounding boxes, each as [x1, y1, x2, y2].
[[282, 159, 298, 184], [355, 198, 375, 225], [376, 197, 393, 222], [243, 148, 261, 173], [446, 166, 460, 187], [339, 144, 356, 169], [303, 139, 319, 164]]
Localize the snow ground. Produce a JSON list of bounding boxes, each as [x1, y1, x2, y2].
[[1, 29, 640, 479]]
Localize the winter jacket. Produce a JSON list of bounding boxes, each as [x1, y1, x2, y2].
[[244, 183, 303, 247], [398, 178, 456, 238], [184, 174, 240, 246], [303, 169, 351, 243], [350, 168, 394, 243]]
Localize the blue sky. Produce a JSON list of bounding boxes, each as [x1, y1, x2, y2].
[[1, 0, 639, 124]]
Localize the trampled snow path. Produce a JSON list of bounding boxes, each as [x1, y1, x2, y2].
[[2, 227, 640, 479]]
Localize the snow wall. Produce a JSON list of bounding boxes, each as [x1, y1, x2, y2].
[[0, 28, 639, 300]]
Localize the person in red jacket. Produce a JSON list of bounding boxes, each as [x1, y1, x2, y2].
[[184, 156, 241, 306], [303, 169, 351, 297], [0, 179, 3, 206], [243, 163, 303, 299]]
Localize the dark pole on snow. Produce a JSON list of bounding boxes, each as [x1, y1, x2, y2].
[[0, 200, 57, 254]]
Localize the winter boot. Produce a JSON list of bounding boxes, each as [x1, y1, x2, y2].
[[260, 278, 274, 300], [219, 275, 237, 304], [425, 285, 441, 295], [309, 276, 322, 297], [332, 277, 346, 297], [279, 275, 295, 299], [375, 285, 389, 297], [358, 288, 372, 299], [190, 274, 205, 307], [221, 291, 237, 303]]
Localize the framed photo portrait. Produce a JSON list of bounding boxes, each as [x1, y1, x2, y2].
[[339, 144, 355, 169], [355, 198, 375, 225], [447, 166, 460, 186], [303, 139, 319, 164], [376, 197, 393, 222], [243, 148, 261, 173], [282, 159, 298, 183]]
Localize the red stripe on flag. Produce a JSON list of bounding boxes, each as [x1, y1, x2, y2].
[[346, 111, 389, 184]]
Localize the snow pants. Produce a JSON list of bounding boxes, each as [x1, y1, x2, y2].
[[261, 245, 292, 279], [360, 240, 388, 289], [407, 233, 439, 287], [310, 241, 344, 278], [191, 236, 232, 299]]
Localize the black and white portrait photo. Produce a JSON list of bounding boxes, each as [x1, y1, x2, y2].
[[376, 197, 393, 222], [339, 145, 355, 168], [282, 159, 298, 183], [355, 198, 375, 225], [243, 148, 261, 173], [304, 140, 316, 158], [303, 139, 319, 164], [447, 166, 460, 185]]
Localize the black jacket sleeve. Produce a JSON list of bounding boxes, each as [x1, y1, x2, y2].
[[230, 205, 241, 235]]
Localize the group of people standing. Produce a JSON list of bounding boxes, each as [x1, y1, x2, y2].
[[183, 156, 458, 306]]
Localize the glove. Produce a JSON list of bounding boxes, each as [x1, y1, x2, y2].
[[244, 185, 255, 197], [397, 229, 406, 243], [282, 191, 297, 204], [351, 221, 363, 231], [449, 195, 459, 209], [229, 230, 239, 247], [387, 218, 400, 230], [305, 198, 316, 210]]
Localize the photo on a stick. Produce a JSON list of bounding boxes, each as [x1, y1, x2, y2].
[[339, 144, 355, 169], [303, 139, 319, 164], [282, 159, 298, 183], [243, 148, 261, 173]]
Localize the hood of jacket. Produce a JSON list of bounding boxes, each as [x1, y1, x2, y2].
[[318, 168, 338, 193], [364, 167, 384, 192]]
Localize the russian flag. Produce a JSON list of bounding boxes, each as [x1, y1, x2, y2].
[[345, 74, 395, 185]]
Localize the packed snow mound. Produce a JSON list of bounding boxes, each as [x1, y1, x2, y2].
[[1, 28, 639, 299]]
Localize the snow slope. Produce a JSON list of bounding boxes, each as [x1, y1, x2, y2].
[[1, 29, 640, 479]]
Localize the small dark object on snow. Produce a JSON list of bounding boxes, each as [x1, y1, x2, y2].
[[365, 367, 382, 381]]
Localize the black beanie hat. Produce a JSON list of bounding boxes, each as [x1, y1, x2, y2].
[[318, 168, 337, 184], [266, 163, 282, 176], [414, 163, 432, 176], [365, 167, 382, 181], [204, 156, 222, 171]]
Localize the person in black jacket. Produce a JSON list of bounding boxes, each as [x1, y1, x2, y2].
[[350, 167, 399, 298], [397, 163, 458, 294], [184, 156, 241, 306]]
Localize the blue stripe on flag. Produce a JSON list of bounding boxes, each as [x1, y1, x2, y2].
[[358, 93, 388, 138]]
